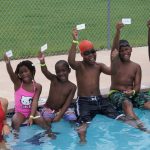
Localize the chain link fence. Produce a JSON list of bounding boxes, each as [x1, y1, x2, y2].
[[0, 0, 149, 59]]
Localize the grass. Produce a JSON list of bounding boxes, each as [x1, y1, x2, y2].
[[0, 0, 149, 59]]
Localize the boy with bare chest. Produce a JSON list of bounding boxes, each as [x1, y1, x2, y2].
[[68, 28, 123, 143], [109, 21, 150, 128], [38, 52, 76, 124]]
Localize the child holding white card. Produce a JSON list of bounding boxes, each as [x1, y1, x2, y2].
[[109, 21, 150, 130], [3, 54, 56, 139], [67, 27, 130, 144], [37, 51, 76, 124]]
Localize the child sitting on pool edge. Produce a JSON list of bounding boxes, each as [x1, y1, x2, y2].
[[37, 51, 77, 125], [4, 55, 56, 139]]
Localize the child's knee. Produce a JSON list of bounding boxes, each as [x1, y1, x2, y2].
[[122, 100, 132, 108], [63, 113, 77, 121], [144, 101, 150, 109]]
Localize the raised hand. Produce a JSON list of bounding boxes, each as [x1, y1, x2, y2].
[[116, 21, 124, 30], [3, 53, 10, 63], [72, 28, 78, 40], [37, 51, 45, 61]]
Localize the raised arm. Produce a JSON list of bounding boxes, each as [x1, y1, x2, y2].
[[147, 20, 150, 61], [68, 28, 80, 70], [37, 52, 55, 80], [111, 22, 124, 61], [3, 54, 20, 88]]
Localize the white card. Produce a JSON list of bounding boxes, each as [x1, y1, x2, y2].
[[41, 43, 48, 52], [122, 18, 131, 24], [6, 50, 13, 57], [76, 24, 85, 30]]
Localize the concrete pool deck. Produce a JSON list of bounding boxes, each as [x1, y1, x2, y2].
[[0, 46, 150, 109]]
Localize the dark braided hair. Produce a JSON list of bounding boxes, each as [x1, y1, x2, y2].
[[15, 60, 35, 80]]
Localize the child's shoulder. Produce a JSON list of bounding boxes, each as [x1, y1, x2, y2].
[[131, 61, 140, 67], [95, 62, 105, 68], [68, 81, 76, 89], [128, 61, 141, 71], [34, 82, 42, 90]]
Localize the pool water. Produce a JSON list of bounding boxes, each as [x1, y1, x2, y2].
[[5, 109, 150, 150]]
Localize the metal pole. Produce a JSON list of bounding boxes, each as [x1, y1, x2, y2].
[[107, 0, 111, 49]]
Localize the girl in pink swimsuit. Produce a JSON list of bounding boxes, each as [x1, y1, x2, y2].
[[4, 56, 56, 139]]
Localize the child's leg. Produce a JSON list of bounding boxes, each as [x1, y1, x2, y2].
[[33, 111, 50, 130], [33, 111, 56, 139], [144, 101, 150, 109], [0, 140, 10, 150], [122, 100, 139, 120], [11, 112, 26, 132], [76, 123, 88, 144], [133, 91, 150, 109]]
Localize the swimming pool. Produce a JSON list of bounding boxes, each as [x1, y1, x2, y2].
[[5, 108, 150, 150]]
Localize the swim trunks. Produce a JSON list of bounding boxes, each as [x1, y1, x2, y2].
[[63, 103, 77, 121], [109, 90, 150, 110], [41, 107, 56, 119], [75, 95, 120, 124], [41, 103, 77, 121]]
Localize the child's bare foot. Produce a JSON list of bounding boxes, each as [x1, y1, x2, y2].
[[47, 131, 56, 139], [135, 120, 149, 132], [79, 139, 87, 144], [12, 130, 19, 139]]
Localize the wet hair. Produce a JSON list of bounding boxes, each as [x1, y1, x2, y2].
[[55, 60, 70, 71], [15, 60, 36, 79], [119, 39, 130, 50]]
